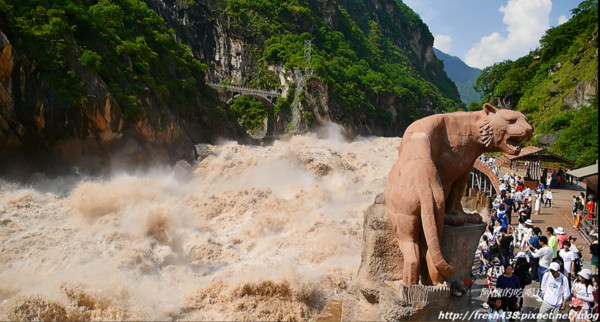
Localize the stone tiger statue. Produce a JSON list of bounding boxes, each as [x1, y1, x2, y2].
[[384, 103, 533, 285]]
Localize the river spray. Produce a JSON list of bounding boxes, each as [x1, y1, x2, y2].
[[0, 123, 400, 320]]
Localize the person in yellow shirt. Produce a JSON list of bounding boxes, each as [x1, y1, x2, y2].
[[546, 227, 558, 259]]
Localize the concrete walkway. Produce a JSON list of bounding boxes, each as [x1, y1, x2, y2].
[[468, 167, 593, 319]]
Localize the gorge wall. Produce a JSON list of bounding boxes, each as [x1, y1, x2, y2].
[[0, 0, 463, 175], [144, 0, 462, 136]]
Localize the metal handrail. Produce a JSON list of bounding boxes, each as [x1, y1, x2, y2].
[[575, 206, 598, 245], [206, 83, 280, 96]]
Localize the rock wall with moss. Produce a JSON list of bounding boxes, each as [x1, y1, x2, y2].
[[0, 0, 464, 174], [0, 0, 250, 175], [147, 0, 463, 136]]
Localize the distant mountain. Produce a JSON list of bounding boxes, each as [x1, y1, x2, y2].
[[434, 48, 482, 106]]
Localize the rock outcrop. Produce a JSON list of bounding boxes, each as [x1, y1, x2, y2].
[[562, 81, 596, 110], [354, 193, 403, 301], [0, 23, 245, 177]]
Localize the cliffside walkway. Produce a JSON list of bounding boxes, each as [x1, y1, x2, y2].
[[471, 160, 501, 197], [470, 165, 594, 316], [207, 83, 281, 106]]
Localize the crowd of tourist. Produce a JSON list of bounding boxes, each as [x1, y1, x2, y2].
[[479, 154, 500, 177], [474, 155, 598, 321]]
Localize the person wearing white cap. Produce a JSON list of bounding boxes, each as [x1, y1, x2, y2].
[[520, 219, 534, 250], [538, 262, 569, 321], [570, 268, 595, 314], [556, 227, 568, 250]]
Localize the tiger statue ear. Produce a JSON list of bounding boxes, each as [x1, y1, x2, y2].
[[483, 103, 498, 115]]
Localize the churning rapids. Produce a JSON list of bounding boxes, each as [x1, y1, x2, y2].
[[0, 125, 401, 321]]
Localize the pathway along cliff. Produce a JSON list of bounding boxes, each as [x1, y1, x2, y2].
[[0, 124, 402, 321]]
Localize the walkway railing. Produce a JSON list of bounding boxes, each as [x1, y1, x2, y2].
[[576, 205, 598, 244], [207, 83, 280, 97], [472, 160, 501, 197]]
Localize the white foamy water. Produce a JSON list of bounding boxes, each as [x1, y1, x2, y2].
[[0, 126, 401, 321]]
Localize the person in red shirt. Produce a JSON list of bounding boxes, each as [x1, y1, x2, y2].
[[586, 199, 595, 219], [556, 227, 569, 249], [516, 182, 524, 192]]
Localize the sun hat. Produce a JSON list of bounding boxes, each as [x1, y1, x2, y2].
[[525, 219, 533, 226], [577, 269, 592, 280], [556, 227, 565, 235], [549, 262, 560, 272], [590, 232, 598, 238], [570, 298, 585, 308], [516, 252, 526, 258]]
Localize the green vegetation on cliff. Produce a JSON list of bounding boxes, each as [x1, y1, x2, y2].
[[473, 0, 598, 168], [230, 97, 268, 134], [221, 0, 464, 128], [0, 0, 214, 121], [0, 0, 464, 143]]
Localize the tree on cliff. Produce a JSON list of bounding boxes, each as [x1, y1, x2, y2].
[[472, 0, 598, 168]]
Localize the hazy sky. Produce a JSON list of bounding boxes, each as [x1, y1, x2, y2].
[[402, 0, 585, 69]]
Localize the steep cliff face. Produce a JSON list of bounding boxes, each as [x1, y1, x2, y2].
[[0, 0, 462, 175], [0, 2, 246, 176], [145, 0, 462, 137], [1, 28, 193, 176], [0, 28, 122, 174]]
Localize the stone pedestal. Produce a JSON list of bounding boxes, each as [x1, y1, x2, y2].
[[441, 222, 487, 293], [355, 193, 403, 294], [341, 194, 486, 321], [342, 282, 451, 321]]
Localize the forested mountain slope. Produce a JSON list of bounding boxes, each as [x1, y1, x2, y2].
[[146, 0, 463, 135], [433, 48, 481, 106], [0, 0, 463, 174], [474, 0, 598, 168]]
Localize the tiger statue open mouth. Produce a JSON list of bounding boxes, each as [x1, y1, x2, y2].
[[385, 103, 532, 285]]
